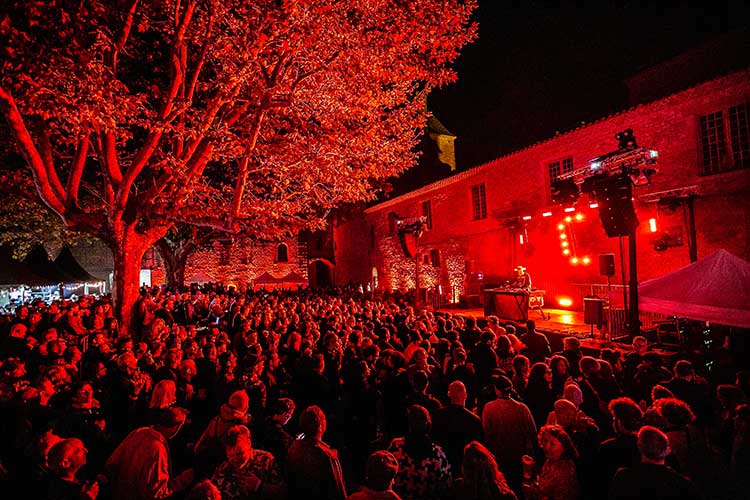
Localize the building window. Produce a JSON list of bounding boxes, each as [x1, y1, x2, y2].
[[276, 243, 288, 263], [430, 249, 440, 267], [700, 103, 750, 175], [421, 200, 433, 230], [548, 156, 573, 186], [471, 183, 487, 220]]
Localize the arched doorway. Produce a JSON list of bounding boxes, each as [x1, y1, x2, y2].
[[308, 259, 333, 288]]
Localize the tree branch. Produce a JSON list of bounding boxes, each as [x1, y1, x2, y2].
[[112, 0, 140, 75], [230, 109, 266, 222], [66, 128, 90, 207], [0, 86, 66, 216]]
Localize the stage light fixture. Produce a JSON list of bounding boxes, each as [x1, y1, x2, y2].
[[575, 213, 583, 221], [589, 203, 598, 208], [565, 216, 572, 222], [561, 241, 568, 247], [551, 178, 581, 205], [557, 223, 565, 230], [649, 218, 657, 232], [558, 297, 573, 307], [522, 215, 532, 220], [563, 248, 570, 255], [570, 257, 579, 265], [559, 233, 567, 239], [542, 211, 552, 217], [582, 256, 591, 265]]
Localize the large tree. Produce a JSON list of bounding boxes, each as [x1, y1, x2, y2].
[[0, 0, 476, 329]]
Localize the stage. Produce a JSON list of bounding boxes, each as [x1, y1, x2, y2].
[[435, 305, 679, 361]]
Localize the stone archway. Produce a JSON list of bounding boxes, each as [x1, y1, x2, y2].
[[308, 258, 334, 288]]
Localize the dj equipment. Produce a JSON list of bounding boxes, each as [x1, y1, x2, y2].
[[483, 288, 547, 321]]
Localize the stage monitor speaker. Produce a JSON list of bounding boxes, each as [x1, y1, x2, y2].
[[595, 176, 639, 237], [584, 297, 604, 325], [599, 253, 616, 277]]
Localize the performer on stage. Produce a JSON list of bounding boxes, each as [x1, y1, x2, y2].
[[512, 265, 532, 290]]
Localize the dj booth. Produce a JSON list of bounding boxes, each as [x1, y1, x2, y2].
[[483, 287, 547, 322]]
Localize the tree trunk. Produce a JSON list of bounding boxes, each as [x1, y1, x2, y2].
[[112, 238, 149, 336], [156, 239, 194, 290]]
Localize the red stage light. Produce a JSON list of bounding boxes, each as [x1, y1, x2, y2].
[[564, 207, 575, 213], [565, 216, 572, 222], [589, 203, 598, 208], [582, 256, 591, 265], [522, 215, 532, 220], [575, 213, 583, 221], [542, 211, 552, 217], [563, 248, 570, 255], [519, 234, 525, 245], [559, 233, 567, 239], [561, 241, 568, 247], [649, 218, 657, 232], [557, 223, 565, 230], [570, 257, 579, 264]]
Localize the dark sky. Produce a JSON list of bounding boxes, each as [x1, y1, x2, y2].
[[428, 0, 750, 169]]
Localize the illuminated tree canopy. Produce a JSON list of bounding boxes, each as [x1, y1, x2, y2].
[[0, 0, 477, 327]]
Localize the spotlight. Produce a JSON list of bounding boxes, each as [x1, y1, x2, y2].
[[564, 207, 576, 213], [561, 241, 568, 247], [557, 223, 565, 231], [615, 129, 638, 150], [522, 215, 532, 220], [563, 248, 570, 255], [575, 213, 583, 221], [582, 256, 591, 265], [559, 233, 567, 240], [570, 257, 579, 265], [565, 216, 572, 222], [542, 211, 552, 217], [589, 203, 599, 209]]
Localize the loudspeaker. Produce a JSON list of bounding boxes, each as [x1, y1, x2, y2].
[[599, 253, 616, 277], [584, 297, 604, 325], [594, 176, 639, 237]]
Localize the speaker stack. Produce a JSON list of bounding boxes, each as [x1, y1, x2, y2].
[[582, 175, 639, 237], [599, 253, 615, 277]]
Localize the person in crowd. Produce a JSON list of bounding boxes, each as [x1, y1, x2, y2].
[[37, 437, 102, 500], [664, 360, 713, 427], [346, 450, 402, 500], [211, 424, 285, 500], [525, 362, 556, 428], [608, 426, 702, 500], [194, 389, 251, 478], [522, 424, 580, 500], [519, 320, 551, 364], [104, 406, 194, 500], [286, 405, 347, 500], [431, 380, 484, 477], [599, 398, 643, 495], [560, 337, 583, 379], [449, 440, 517, 500], [387, 404, 452, 500], [186, 479, 222, 500], [548, 355, 571, 398], [511, 354, 530, 401], [482, 375, 537, 493]]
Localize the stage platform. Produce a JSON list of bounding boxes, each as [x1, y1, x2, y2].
[[435, 306, 679, 361]]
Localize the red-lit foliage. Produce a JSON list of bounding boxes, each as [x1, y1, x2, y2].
[[0, 0, 476, 328]]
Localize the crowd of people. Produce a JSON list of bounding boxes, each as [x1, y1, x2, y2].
[[0, 284, 748, 500]]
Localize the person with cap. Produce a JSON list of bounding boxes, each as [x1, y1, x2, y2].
[[194, 389, 251, 478], [347, 451, 402, 500], [511, 265, 532, 290], [104, 406, 194, 500], [481, 375, 537, 494]]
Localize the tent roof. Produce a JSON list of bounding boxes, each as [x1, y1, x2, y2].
[[280, 271, 307, 283], [639, 249, 750, 328], [0, 246, 57, 286], [54, 246, 101, 283], [23, 244, 73, 284], [254, 271, 282, 284]]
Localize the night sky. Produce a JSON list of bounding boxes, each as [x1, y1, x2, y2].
[[428, 0, 750, 170]]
